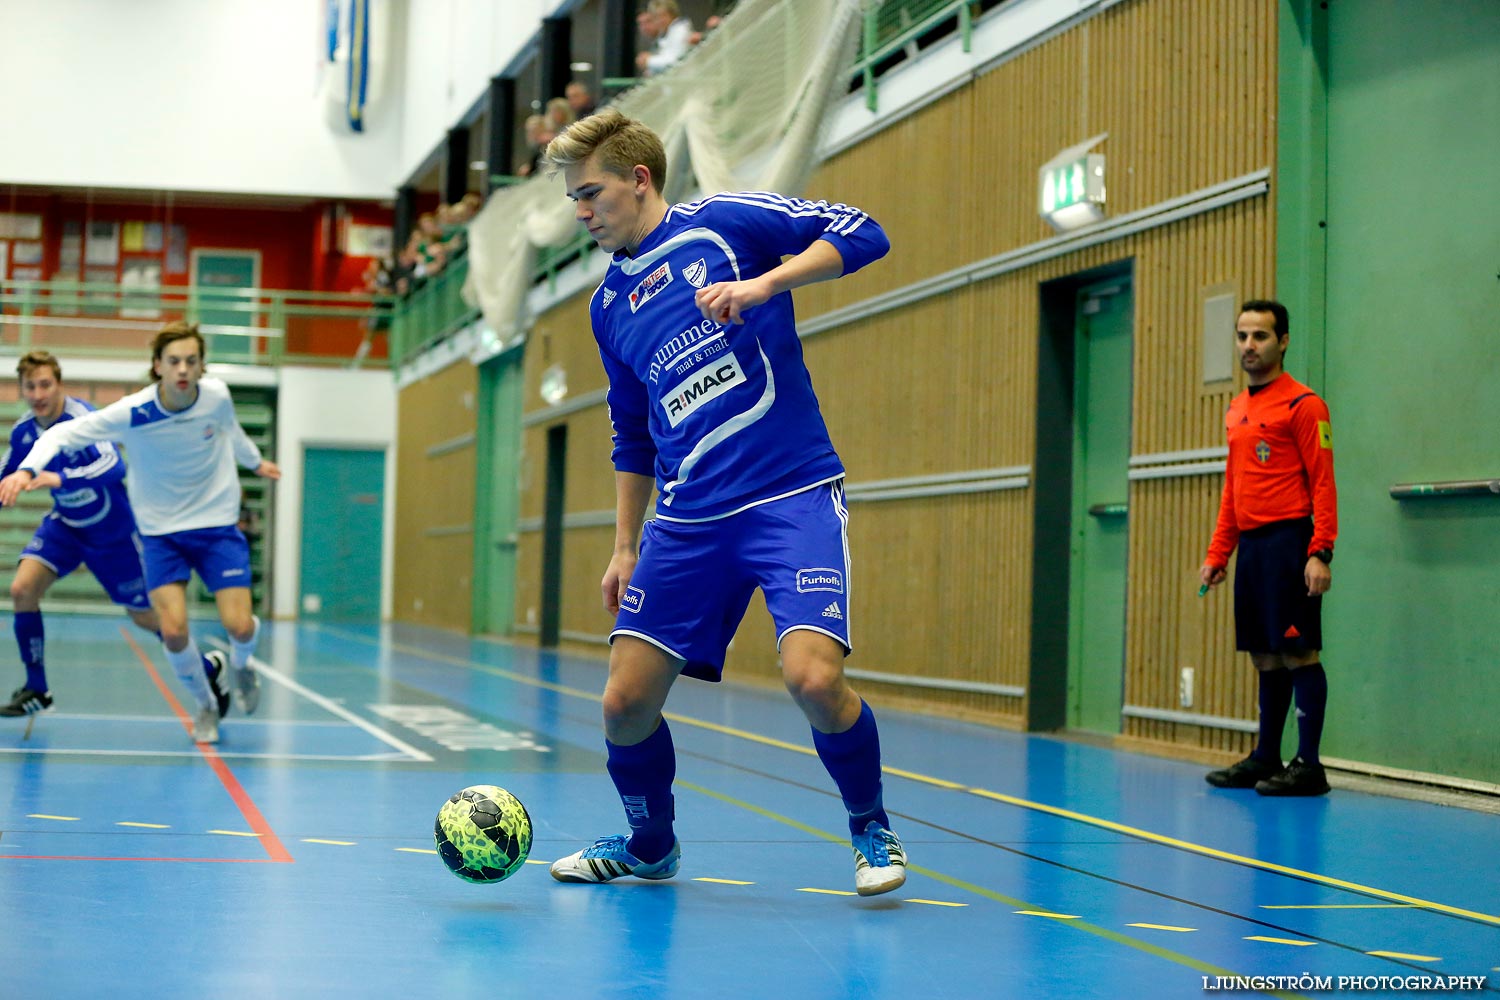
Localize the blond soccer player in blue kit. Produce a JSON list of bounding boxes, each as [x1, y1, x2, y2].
[[0, 323, 280, 744], [540, 109, 906, 896]]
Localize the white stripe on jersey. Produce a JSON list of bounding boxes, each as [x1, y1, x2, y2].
[[673, 192, 871, 242], [672, 192, 868, 226], [660, 342, 776, 506], [613, 227, 742, 279], [59, 445, 119, 482]]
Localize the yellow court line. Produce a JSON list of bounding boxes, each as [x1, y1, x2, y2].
[[963, 787, 1500, 927], [209, 830, 263, 838], [694, 877, 754, 885], [1015, 910, 1081, 919], [116, 822, 170, 829], [346, 630, 1490, 966], [524, 859, 552, 865], [907, 899, 967, 907], [1367, 951, 1440, 962], [302, 839, 356, 846], [1128, 923, 1197, 932], [1246, 936, 1317, 947], [396, 847, 438, 855], [680, 780, 1304, 998], [27, 814, 78, 821]]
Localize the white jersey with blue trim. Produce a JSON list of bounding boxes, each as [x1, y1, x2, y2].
[[1, 397, 136, 533], [591, 191, 890, 521], [17, 377, 262, 536]]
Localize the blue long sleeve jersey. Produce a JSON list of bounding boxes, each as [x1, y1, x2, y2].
[[1, 397, 136, 533], [592, 192, 890, 521]]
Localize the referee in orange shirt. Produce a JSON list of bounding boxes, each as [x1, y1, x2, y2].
[[1199, 300, 1337, 797]]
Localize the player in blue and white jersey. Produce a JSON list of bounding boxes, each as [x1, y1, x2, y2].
[[0, 351, 229, 720], [0, 325, 281, 744], [540, 109, 906, 896]]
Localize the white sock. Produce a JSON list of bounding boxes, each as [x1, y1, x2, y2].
[[165, 639, 213, 709], [230, 615, 260, 670]]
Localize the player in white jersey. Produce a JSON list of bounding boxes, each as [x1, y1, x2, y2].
[[539, 109, 905, 896], [0, 323, 281, 744], [0, 351, 229, 719]]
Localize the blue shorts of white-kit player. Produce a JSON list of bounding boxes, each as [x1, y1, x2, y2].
[[612, 480, 851, 682], [140, 525, 253, 593], [21, 516, 151, 610]]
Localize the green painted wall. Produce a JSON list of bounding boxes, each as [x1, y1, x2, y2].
[[1280, 0, 1500, 781]]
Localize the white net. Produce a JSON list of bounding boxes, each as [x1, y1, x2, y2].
[[462, 0, 868, 343]]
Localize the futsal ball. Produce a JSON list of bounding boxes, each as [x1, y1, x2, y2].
[[434, 784, 533, 884]]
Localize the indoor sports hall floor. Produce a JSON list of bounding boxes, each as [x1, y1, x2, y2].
[[1, 614, 1496, 999]]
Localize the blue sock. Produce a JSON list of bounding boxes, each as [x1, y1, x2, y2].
[[1252, 668, 1293, 763], [606, 719, 676, 863], [14, 612, 46, 693], [812, 700, 890, 836], [1290, 663, 1328, 765]]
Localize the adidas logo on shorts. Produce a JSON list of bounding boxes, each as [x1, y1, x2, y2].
[[821, 602, 843, 620]]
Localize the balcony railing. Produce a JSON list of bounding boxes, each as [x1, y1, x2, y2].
[[0, 278, 392, 368]]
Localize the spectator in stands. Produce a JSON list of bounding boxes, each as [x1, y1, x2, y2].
[[565, 80, 596, 119], [546, 97, 576, 134], [636, 0, 695, 77], [414, 213, 448, 277], [517, 115, 558, 177], [439, 194, 480, 257]]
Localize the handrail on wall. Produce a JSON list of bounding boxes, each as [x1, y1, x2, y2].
[[1389, 480, 1500, 500]]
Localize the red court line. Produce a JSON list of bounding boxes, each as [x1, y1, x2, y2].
[[121, 628, 294, 864]]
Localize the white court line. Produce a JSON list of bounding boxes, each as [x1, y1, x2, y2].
[[206, 642, 434, 763], [11, 712, 361, 728], [0, 748, 419, 762]]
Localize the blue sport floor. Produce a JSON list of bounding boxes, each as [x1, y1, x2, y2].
[[1, 614, 1497, 999]]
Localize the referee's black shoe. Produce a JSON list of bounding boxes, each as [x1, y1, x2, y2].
[[1205, 754, 1284, 789], [1255, 757, 1330, 797]]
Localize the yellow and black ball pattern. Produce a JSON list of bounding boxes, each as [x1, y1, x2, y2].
[[434, 784, 533, 883]]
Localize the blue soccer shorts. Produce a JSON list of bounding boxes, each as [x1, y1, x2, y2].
[[612, 480, 852, 682], [21, 515, 151, 610], [140, 525, 253, 593]]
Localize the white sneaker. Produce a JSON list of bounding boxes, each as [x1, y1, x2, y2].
[[852, 820, 907, 896], [549, 835, 681, 883], [192, 704, 220, 744]]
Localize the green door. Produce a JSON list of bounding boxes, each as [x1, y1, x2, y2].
[[299, 447, 386, 621], [192, 250, 260, 364], [472, 348, 524, 635], [1067, 279, 1134, 733]]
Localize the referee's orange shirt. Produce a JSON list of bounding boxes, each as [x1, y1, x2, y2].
[[1205, 372, 1338, 568]]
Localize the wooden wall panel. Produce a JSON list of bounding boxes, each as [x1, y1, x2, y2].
[[492, 0, 1279, 754], [394, 361, 479, 631]]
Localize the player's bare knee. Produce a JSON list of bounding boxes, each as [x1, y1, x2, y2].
[[158, 628, 190, 652], [127, 609, 158, 633], [600, 691, 658, 744], [9, 578, 41, 607]]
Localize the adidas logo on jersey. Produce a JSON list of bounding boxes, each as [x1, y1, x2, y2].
[[821, 602, 843, 620], [602, 288, 616, 309]]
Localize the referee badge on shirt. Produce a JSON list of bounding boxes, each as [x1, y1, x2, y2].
[[1255, 440, 1271, 463]]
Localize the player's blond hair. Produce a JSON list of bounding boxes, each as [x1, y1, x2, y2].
[[541, 108, 667, 193]]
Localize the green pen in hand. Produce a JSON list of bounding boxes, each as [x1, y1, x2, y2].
[[1197, 583, 1210, 597]]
